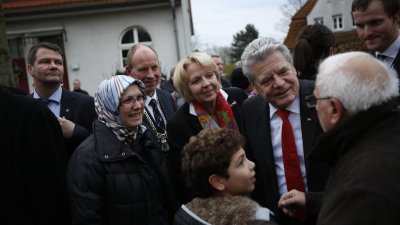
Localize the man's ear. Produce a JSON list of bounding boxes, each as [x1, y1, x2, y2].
[[209, 174, 226, 191], [329, 98, 346, 125], [27, 64, 33, 77], [393, 10, 400, 24], [125, 66, 132, 76]]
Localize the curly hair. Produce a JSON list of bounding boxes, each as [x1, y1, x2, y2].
[[181, 128, 245, 198]]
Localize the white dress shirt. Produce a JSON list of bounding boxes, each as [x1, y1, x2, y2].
[[33, 86, 62, 117], [269, 96, 308, 195], [376, 35, 400, 69], [145, 92, 166, 124]]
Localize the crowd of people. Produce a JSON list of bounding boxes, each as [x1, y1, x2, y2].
[[2, 0, 400, 224]]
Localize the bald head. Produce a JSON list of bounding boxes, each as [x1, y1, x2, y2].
[[125, 44, 160, 97], [316, 52, 399, 113]]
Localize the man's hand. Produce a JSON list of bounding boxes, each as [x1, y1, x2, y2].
[[58, 116, 75, 138], [278, 189, 306, 217]]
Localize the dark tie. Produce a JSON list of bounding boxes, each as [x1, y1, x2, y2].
[[276, 109, 305, 192], [277, 109, 307, 221], [377, 54, 387, 61], [38, 97, 51, 105], [149, 99, 166, 132]]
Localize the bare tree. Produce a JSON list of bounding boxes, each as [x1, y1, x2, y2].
[[0, 4, 14, 87], [275, 0, 306, 34]]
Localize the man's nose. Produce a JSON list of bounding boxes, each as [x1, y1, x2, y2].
[[272, 74, 285, 86], [363, 25, 373, 37]]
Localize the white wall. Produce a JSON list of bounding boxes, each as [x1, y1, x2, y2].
[[5, 1, 192, 95], [307, 0, 353, 32]]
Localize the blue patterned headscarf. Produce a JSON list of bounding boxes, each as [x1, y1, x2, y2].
[[95, 75, 146, 143]]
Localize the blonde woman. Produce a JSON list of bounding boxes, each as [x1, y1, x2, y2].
[[166, 52, 247, 203]]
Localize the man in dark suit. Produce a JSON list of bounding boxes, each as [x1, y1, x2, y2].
[[126, 44, 176, 152], [240, 37, 329, 225], [352, 0, 400, 77], [27, 42, 97, 157], [0, 86, 70, 224]]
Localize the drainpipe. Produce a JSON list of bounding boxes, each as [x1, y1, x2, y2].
[[170, 0, 180, 61]]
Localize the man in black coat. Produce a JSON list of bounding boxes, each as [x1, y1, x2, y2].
[[279, 51, 400, 225], [126, 44, 176, 152], [27, 42, 97, 157], [240, 37, 329, 225], [0, 87, 70, 225]]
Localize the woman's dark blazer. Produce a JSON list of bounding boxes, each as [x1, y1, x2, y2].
[[166, 87, 248, 203]]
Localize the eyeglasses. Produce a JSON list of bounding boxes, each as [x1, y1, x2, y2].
[[305, 95, 331, 108], [120, 94, 145, 107]]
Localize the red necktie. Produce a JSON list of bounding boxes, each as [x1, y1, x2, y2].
[[277, 109, 305, 192], [277, 109, 307, 221]]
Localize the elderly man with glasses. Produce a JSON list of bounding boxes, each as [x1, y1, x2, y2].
[[240, 37, 330, 225], [279, 52, 400, 225]]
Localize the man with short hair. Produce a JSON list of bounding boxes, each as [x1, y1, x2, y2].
[[352, 0, 400, 76], [28, 42, 96, 157], [72, 79, 89, 95], [278, 51, 400, 225], [212, 54, 231, 88], [240, 37, 329, 225], [125, 44, 176, 152]]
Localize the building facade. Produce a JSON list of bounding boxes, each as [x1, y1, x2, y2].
[[284, 0, 366, 54], [2, 0, 193, 94]]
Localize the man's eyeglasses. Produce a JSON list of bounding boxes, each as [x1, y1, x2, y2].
[[120, 94, 145, 107], [305, 95, 331, 108]]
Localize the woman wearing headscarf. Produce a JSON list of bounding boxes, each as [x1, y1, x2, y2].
[[166, 52, 248, 203], [67, 75, 177, 225]]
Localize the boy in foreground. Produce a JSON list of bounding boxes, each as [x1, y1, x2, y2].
[[174, 128, 275, 225]]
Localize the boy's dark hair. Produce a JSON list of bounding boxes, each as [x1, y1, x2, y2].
[[27, 42, 63, 65], [352, 0, 400, 18], [181, 128, 245, 198]]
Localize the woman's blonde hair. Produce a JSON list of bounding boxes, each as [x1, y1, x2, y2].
[[173, 52, 220, 102]]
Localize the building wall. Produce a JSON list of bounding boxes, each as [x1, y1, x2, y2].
[[5, 2, 192, 95], [307, 0, 353, 32]]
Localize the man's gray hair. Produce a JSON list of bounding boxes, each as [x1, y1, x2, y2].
[[241, 37, 293, 83], [317, 52, 399, 114]]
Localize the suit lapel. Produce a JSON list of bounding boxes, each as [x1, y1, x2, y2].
[[60, 89, 75, 120], [156, 89, 174, 120], [392, 49, 400, 79]]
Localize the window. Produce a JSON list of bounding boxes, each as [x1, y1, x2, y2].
[[332, 15, 343, 30], [120, 26, 152, 67], [314, 17, 324, 25]]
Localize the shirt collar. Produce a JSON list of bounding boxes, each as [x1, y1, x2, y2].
[[189, 89, 227, 116], [377, 36, 400, 59], [269, 94, 300, 119], [33, 86, 62, 104], [145, 90, 159, 107]]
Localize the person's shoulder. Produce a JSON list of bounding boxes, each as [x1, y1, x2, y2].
[[223, 87, 247, 100], [157, 88, 173, 98], [243, 94, 264, 107], [64, 88, 94, 101], [169, 102, 190, 121]]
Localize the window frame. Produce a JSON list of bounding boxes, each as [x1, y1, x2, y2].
[[119, 26, 152, 68]]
